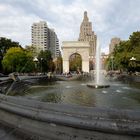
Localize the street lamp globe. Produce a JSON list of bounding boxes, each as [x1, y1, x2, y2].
[[33, 57, 38, 62], [130, 57, 136, 61]]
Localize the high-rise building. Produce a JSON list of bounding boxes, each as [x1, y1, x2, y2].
[[78, 11, 97, 57], [55, 36, 61, 58], [109, 37, 121, 54], [49, 29, 61, 58], [31, 21, 60, 58], [31, 21, 49, 53]]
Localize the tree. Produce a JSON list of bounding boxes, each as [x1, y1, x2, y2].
[[2, 47, 34, 73], [107, 31, 140, 72], [54, 56, 63, 74], [129, 31, 140, 72], [37, 50, 55, 73], [25, 45, 38, 57], [0, 37, 21, 72], [114, 41, 131, 71], [129, 31, 140, 48]]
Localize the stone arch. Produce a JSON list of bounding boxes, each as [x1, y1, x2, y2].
[[62, 41, 90, 73]]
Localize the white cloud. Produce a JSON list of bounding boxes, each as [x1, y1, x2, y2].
[[0, 3, 42, 46], [0, 0, 140, 54], [0, 4, 8, 11]]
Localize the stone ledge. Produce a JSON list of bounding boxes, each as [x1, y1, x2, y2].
[[0, 94, 140, 139]]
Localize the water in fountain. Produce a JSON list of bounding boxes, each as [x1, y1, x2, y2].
[[95, 41, 102, 85], [87, 41, 109, 88]]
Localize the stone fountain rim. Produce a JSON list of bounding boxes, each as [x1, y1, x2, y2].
[[0, 94, 140, 136], [87, 83, 110, 88]]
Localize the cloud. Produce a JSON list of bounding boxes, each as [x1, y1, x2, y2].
[[0, 2, 42, 46], [0, 0, 140, 54]]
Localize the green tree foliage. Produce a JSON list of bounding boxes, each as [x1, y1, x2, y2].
[[69, 53, 82, 72], [54, 56, 63, 74], [0, 37, 21, 72], [107, 31, 140, 72], [2, 47, 34, 73], [25, 45, 38, 57], [129, 32, 140, 71], [37, 50, 55, 73]]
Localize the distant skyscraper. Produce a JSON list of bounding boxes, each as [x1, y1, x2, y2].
[[78, 11, 97, 57], [109, 37, 121, 54], [31, 21, 60, 58]]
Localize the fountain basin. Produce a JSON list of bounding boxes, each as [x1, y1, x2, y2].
[[87, 83, 110, 88]]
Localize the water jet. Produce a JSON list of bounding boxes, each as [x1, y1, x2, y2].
[[87, 41, 110, 88]]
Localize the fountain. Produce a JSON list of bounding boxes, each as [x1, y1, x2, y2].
[[87, 41, 110, 88], [0, 56, 140, 140], [0, 43, 140, 140]]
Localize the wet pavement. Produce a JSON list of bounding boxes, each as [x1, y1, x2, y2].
[[0, 124, 22, 140]]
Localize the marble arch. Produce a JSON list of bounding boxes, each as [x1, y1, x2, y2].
[[62, 41, 90, 73]]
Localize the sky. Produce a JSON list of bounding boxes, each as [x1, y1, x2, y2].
[[0, 0, 140, 54]]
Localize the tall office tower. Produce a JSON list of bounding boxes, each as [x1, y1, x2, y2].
[[49, 29, 60, 58], [109, 37, 121, 54], [31, 21, 60, 58], [78, 11, 97, 57], [31, 21, 49, 53]]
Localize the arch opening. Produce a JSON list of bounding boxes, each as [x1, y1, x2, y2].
[[69, 53, 82, 73]]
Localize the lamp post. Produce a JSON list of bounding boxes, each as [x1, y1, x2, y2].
[[41, 57, 43, 74], [33, 57, 38, 75], [130, 57, 136, 72], [110, 56, 114, 71], [130, 57, 136, 61], [88, 56, 94, 71]]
